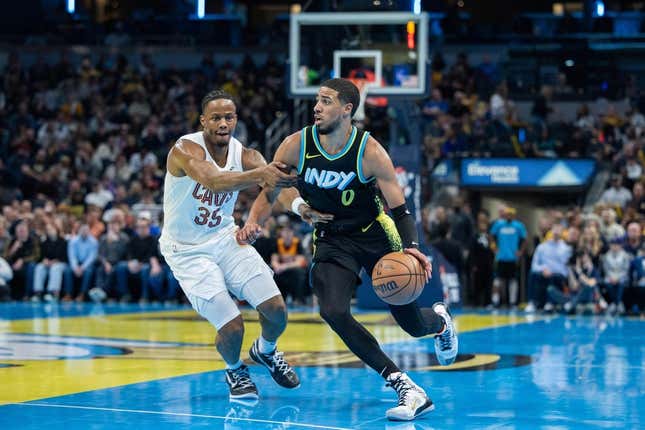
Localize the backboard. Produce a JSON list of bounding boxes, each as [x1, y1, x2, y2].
[[289, 12, 429, 98]]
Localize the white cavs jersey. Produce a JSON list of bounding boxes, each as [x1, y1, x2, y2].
[[161, 131, 242, 245], [159, 130, 279, 310]]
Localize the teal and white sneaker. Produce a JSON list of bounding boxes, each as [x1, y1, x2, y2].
[[433, 302, 458, 366]]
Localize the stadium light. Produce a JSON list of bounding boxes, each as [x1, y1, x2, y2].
[[67, 0, 74, 14], [595, 1, 605, 17], [197, 0, 205, 19]]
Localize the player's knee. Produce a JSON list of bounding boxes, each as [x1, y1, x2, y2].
[[257, 295, 287, 324], [319, 304, 349, 328], [217, 315, 244, 340]]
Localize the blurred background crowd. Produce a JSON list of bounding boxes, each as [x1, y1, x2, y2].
[[1, 0, 645, 316]]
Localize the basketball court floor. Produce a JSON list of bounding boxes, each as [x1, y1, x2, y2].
[[1, 302, 643, 429]]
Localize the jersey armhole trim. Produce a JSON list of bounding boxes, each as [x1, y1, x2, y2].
[[234, 139, 243, 170], [357, 132, 375, 183], [297, 128, 307, 174]]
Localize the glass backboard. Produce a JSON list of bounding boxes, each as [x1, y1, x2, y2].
[[289, 12, 429, 98]]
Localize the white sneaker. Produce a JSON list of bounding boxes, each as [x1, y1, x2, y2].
[[617, 303, 625, 315], [525, 302, 536, 313], [385, 373, 434, 421], [88, 287, 107, 303], [543, 302, 554, 312], [433, 302, 458, 366], [599, 297, 607, 308]]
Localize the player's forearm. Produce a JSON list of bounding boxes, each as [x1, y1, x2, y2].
[[247, 187, 280, 225], [276, 187, 304, 213], [392, 204, 420, 248], [186, 158, 263, 192]]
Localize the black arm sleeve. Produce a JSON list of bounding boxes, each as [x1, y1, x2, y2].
[[391, 204, 419, 249]]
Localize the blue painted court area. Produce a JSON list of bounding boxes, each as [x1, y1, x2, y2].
[[1, 302, 643, 429]]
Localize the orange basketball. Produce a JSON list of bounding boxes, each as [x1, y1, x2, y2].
[[371, 252, 426, 305]]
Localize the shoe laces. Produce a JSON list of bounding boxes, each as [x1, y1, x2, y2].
[[229, 365, 255, 389], [438, 321, 453, 351], [386, 375, 414, 407], [268, 350, 292, 374]]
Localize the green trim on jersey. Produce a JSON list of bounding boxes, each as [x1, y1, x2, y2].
[[356, 131, 374, 183], [297, 129, 307, 174], [312, 125, 357, 161]]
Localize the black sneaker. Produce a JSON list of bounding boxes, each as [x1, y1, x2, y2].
[[225, 364, 259, 401], [249, 339, 300, 389]]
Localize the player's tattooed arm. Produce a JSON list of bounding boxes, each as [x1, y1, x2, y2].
[[167, 139, 296, 192]]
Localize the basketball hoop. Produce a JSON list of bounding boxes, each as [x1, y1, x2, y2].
[[348, 76, 388, 124], [349, 78, 372, 123]]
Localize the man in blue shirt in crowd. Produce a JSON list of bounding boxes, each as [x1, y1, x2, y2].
[[490, 206, 527, 308], [527, 223, 572, 312], [63, 224, 98, 301]]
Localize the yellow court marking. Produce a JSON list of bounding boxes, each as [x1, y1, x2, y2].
[[1, 359, 221, 405], [1, 309, 538, 404]]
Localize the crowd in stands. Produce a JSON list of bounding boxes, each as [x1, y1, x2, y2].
[[415, 50, 645, 315], [419, 51, 645, 170], [0, 49, 292, 303], [423, 186, 645, 315], [1, 48, 644, 316]]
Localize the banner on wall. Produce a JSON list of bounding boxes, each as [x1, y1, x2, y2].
[[460, 158, 596, 188], [389, 142, 423, 232]]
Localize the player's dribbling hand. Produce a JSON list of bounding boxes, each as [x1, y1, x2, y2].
[[261, 161, 298, 188], [300, 205, 334, 225], [236, 223, 262, 245], [404, 247, 432, 282]]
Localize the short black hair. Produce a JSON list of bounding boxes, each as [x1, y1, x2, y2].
[[201, 89, 235, 113], [320, 78, 360, 117]]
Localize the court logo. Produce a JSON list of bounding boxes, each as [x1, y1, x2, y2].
[[285, 350, 532, 372], [0, 334, 190, 361]]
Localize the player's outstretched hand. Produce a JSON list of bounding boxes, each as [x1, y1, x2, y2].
[[404, 247, 432, 282], [236, 223, 262, 245], [300, 205, 334, 225], [261, 161, 298, 188]]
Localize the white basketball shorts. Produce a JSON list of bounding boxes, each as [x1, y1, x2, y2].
[[159, 226, 280, 329]]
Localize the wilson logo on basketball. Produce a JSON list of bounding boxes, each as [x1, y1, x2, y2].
[[375, 281, 398, 294], [371, 252, 426, 305]]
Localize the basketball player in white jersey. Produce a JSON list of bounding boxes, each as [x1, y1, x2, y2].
[[159, 90, 311, 402]]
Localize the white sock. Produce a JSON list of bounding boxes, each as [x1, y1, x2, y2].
[[509, 280, 518, 305], [258, 336, 276, 354], [492, 292, 500, 306], [226, 359, 243, 370], [386, 371, 402, 381]]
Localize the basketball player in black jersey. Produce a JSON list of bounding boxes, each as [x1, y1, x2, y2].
[[237, 78, 458, 421]]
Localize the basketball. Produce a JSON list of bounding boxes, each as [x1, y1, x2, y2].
[[371, 252, 426, 305]]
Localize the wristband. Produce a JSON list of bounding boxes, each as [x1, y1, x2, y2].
[[291, 197, 307, 216]]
